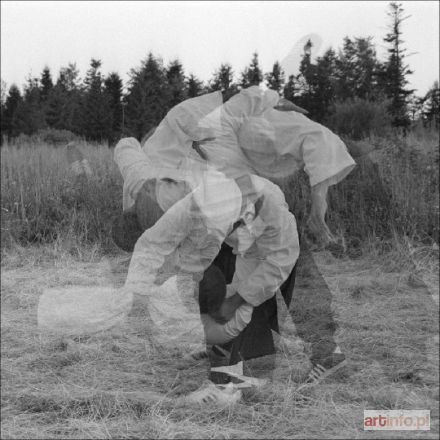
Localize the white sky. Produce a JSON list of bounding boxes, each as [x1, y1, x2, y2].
[[1, 1, 439, 95]]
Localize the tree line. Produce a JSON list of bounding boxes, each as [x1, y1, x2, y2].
[[1, 2, 438, 145]]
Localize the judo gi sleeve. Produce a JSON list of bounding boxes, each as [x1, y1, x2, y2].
[[301, 123, 356, 188], [236, 202, 300, 307], [114, 137, 154, 210], [125, 195, 192, 294], [221, 85, 281, 133]]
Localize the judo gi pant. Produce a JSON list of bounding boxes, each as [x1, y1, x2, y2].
[[210, 242, 338, 378]]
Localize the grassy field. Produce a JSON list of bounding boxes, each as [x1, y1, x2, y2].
[[1, 132, 439, 438], [1, 242, 438, 439]]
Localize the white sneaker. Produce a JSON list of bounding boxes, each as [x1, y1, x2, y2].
[[183, 381, 242, 407]]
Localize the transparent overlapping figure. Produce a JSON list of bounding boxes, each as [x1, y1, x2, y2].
[[39, 85, 357, 404]]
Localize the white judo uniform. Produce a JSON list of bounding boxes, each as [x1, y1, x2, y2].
[[116, 138, 298, 345], [115, 85, 355, 346]]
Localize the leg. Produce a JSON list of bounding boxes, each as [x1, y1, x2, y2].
[[284, 241, 339, 368]]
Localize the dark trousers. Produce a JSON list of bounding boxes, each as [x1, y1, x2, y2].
[[209, 242, 337, 373]]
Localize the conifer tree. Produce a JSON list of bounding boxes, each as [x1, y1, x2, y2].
[[283, 75, 297, 101], [381, 2, 414, 128], [166, 59, 187, 107], [209, 63, 237, 93], [104, 72, 124, 141], [240, 52, 263, 88], [40, 66, 53, 103], [186, 73, 204, 98], [422, 81, 440, 128], [16, 76, 46, 134], [46, 63, 83, 133], [82, 59, 113, 141], [265, 61, 285, 94], [2, 84, 24, 139], [124, 52, 170, 139]]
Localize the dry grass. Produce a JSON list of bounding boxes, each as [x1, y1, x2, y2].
[[1, 129, 438, 438], [1, 141, 122, 251], [1, 243, 438, 439]]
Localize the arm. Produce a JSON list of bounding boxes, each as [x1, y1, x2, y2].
[[298, 119, 356, 246], [114, 137, 155, 209], [236, 202, 300, 307], [114, 137, 189, 210], [307, 179, 337, 246], [201, 301, 254, 344], [125, 195, 192, 293]]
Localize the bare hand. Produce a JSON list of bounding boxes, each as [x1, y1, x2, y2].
[[306, 214, 336, 248], [274, 98, 309, 114], [210, 293, 246, 324]]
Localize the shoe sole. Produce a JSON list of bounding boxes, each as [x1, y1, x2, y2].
[[296, 359, 348, 392]]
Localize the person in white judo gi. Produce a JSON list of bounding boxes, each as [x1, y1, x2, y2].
[[112, 85, 356, 401]]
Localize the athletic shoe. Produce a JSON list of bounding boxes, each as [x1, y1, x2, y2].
[[182, 344, 229, 362], [211, 361, 269, 389], [298, 349, 347, 390], [183, 381, 242, 406]]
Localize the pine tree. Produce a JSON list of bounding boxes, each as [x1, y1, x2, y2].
[[265, 61, 285, 94], [335, 37, 384, 101], [46, 63, 83, 133], [381, 2, 414, 128], [16, 76, 46, 134], [240, 52, 263, 88], [0, 79, 7, 143], [104, 72, 124, 141], [422, 81, 440, 128], [166, 59, 187, 108], [313, 48, 338, 121], [296, 40, 318, 118], [124, 52, 171, 139], [283, 75, 297, 101], [209, 63, 236, 92], [2, 84, 24, 139], [40, 66, 53, 102], [186, 74, 204, 98], [82, 59, 113, 141], [296, 42, 339, 121]]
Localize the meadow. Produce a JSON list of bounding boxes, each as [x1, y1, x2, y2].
[[1, 129, 439, 438]]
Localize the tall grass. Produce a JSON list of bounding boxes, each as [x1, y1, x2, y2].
[[1, 140, 122, 253], [1, 130, 438, 256], [277, 130, 439, 249]]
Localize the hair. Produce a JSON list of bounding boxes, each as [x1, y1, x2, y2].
[[112, 180, 164, 252], [198, 265, 227, 315], [111, 207, 143, 252], [135, 181, 164, 231]]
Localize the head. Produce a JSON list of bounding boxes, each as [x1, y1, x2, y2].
[[198, 265, 227, 316], [237, 109, 304, 179], [112, 180, 164, 252], [192, 168, 242, 235]]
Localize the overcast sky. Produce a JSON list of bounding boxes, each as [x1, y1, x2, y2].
[[1, 1, 439, 95]]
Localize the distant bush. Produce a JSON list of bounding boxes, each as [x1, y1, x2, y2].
[[325, 98, 392, 140]]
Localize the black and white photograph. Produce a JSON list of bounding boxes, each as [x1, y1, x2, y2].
[[1, 1, 439, 438]]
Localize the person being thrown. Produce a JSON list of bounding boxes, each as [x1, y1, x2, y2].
[[116, 147, 299, 404]]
